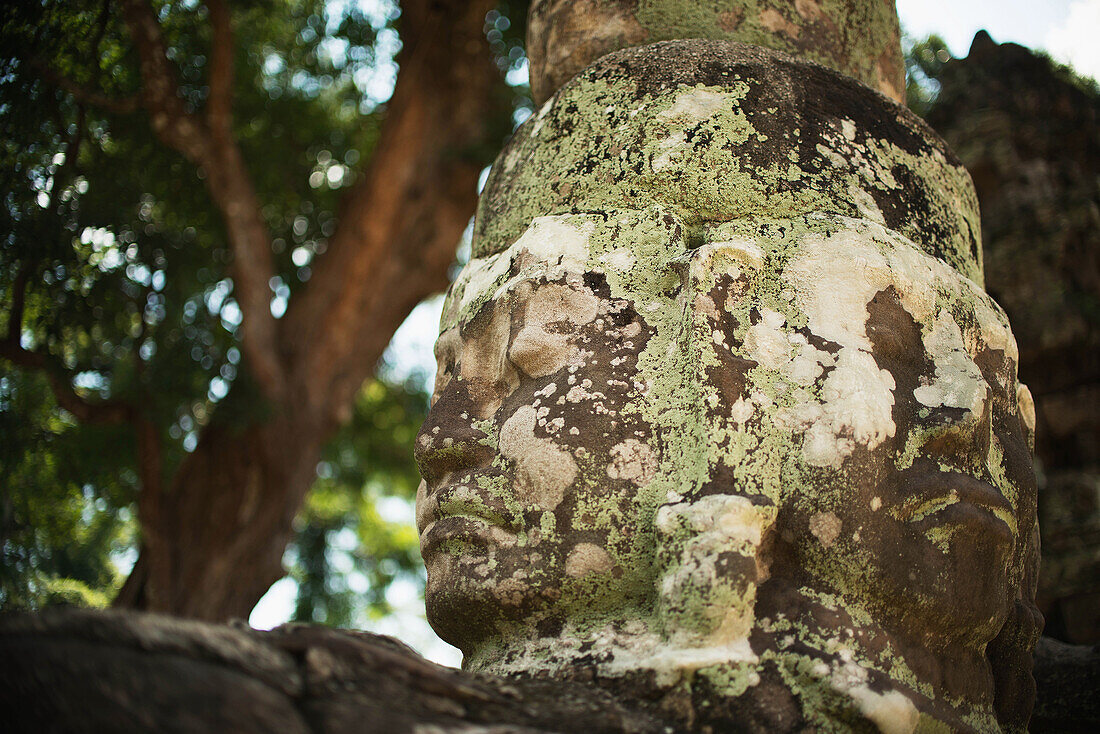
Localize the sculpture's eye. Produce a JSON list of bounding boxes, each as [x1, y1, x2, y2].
[[506, 325, 560, 377], [432, 329, 461, 405]]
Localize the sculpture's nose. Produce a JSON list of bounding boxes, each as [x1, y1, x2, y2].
[[414, 384, 497, 488]]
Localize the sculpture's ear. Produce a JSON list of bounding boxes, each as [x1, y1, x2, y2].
[[1016, 383, 1037, 456]]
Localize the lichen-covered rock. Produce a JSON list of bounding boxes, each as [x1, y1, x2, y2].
[[526, 0, 905, 105], [0, 608, 670, 733], [418, 40, 1040, 732], [476, 40, 982, 284]]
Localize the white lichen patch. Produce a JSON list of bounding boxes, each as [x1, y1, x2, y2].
[[565, 543, 614, 577], [912, 310, 988, 415], [606, 438, 658, 485], [745, 307, 793, 370], [449, 215, 598, 323], [607, 635, 758, 688], [657, 494, 772, 555], [656, 85, 731, 127], [847, 687, 919, 734], [809, 511, 842, 547], [802, 349, 897, 468], [498, 405, 578, 510], [598, 246, 636, 273], [654, 494, 778, 648], [730, 397, 754, 425]]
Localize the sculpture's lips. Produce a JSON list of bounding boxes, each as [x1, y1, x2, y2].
[[420, 515, 516, 560], [418, 475, 517, 558], [890, 465, 1015, 533]]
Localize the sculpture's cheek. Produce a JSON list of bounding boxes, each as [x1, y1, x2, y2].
[[499, 404, 578, 511], [509, 283, 600, 378]]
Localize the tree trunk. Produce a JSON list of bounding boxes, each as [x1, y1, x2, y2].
[[111, 0, 503, 621], [115, 412, 324, 619]]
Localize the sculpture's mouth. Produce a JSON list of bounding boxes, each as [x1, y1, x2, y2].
[[417, 470, 518, 558], [889, 464, 1015, 534], [419, 514, 513, 559]]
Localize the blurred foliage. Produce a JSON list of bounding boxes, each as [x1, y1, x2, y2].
[[0, 366, 136, 609], [904, 31, 1099, 117], [1034, 50, 1100, 98], [904, 33, 951, 117], [291, 378, 426, 625], [0, 0, 528, 624]]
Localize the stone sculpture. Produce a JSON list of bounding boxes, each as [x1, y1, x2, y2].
[[415, 33, 1041, 734]]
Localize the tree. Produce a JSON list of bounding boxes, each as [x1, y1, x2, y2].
[[0, 0, 527, 621]]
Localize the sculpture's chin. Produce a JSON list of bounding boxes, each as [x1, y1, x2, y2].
[[423, 562, 499, 656], [423, 557, 548, 659]]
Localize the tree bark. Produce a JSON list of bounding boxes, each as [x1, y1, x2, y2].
[[115, 413, 323, 619], [109, 0, 503, 621], [525, 0, 905, 105]]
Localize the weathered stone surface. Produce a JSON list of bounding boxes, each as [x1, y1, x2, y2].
[[477, 41, 982, 284], [0, 608, 669, 733], [925, 33, 1100, 646], [1030, 636, 1100, 732], [526, 0, 905, 105], [418, 39, 1040, 732], [4, 609, 1098, 731]]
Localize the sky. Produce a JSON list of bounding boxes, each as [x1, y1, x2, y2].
[[897, 0, 1100, 80], [250, 0, 1100, 667]]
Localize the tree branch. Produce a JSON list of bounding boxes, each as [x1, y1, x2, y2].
[[204, 0, 233, 141], [29, 59, 140, 114], [280, 0, 501, 422], [1, 268, 131, 424], [0, 338, 133, 424], [117, 0, 285, 398], [116, 0, 206, 160], [28, 0, 138, 115]]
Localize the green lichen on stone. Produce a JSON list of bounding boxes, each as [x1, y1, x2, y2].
[[475, 42, 983, 285]]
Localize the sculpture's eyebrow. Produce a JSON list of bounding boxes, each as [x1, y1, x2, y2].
[[484, 258, 592, 306]]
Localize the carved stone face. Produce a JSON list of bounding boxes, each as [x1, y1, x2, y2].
[[417, 210, 1037, 673], [416, 41, 1040, 731], [416, 213, 668, 657], [674, 216, 1037, 661]]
